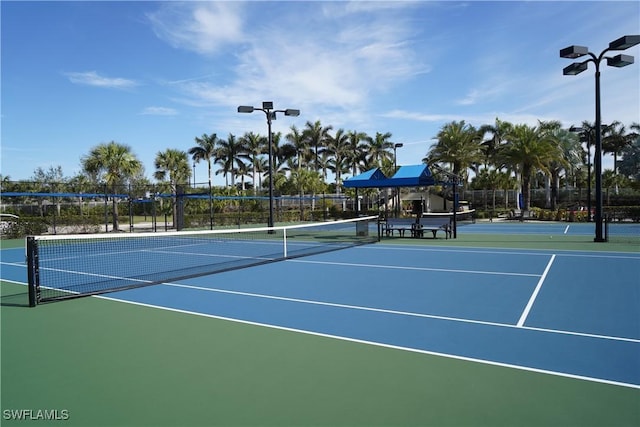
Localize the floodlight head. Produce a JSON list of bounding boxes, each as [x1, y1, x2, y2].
[[607, 54, 634, 67], [569, 126, 584, 133], [262, 101, 274, 109], [560, 45, 589, 59], [284, 109, 300, 117], [608, 35, 640, 51], [563, 62, 588, 75], [394, 143, 404, 148], [238, 106, 254, 113]]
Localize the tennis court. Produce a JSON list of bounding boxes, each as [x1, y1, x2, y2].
[[2, 220, 639, 426]]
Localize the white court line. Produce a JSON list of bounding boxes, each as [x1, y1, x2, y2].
[[157, 280, 640, 343], [288, 259, 540, 277], [360, 244, 640, 259], [3, 275, 639, 389], [4, 268, 638, 344], [564, 225, 570, 234], [517, 254, 556, 327], [91, 294, 640, 390]]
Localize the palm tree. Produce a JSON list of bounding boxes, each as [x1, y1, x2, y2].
[[289, 168, 326, 220], [479, 118, 513, 169], [189, 133, 218, 228], [602, 170, 622, 205], [472, 168, 504, 214], [81, 141, 142, 231], [214, 133, 249, 189], [303, 120, 333, 172], [325, 128, 350, 195], [500, 124, 562, 214], [285, 125, 308, 172], [345, 130, 369, 176], [603, 121, 634, 194], [270, 132, 294, 182], [618, 122, 640, 181], [240, 132, 266, 194], [365, 131, 394, 169], [68, 172, 94, 216], [427, 121, 483, 187], [154, 149, 191, 228], [189, 133, 218, 189], [539, 120, 582, 209]]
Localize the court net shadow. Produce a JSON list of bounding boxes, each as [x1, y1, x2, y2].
[[1, 291, 30, 307]]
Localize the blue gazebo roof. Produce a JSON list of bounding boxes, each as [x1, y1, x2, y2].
[[343, 164, 435, 188]]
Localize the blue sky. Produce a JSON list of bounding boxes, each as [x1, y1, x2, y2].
[[2, 1, 639, 186]]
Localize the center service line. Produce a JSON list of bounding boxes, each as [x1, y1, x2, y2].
[[517, 254, 556, 327]]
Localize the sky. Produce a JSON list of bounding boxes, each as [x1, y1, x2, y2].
[[1, 0, 639, 186]]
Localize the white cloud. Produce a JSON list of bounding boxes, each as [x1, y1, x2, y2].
[[148, 2, 428, 115], [382, 110, 468, 123], [64, 71, 138, 89], [140, 106, 178, 116], [147, 2, 245, 55]]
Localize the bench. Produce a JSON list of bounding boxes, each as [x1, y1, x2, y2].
[[383, 218, 416, 237], [413, 217, 452, 239]]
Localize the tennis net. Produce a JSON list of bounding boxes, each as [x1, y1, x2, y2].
[[27, 215, 379, 306]]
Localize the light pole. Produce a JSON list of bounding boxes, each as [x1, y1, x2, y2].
[[238, 102, 300, 228], [560, 35, 639, 242], [393, 143, 403, 217]]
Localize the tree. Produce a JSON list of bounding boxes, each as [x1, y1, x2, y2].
[[500, 124, 562, 214], [273, 131, 296, 172], [154, 149, 191, 227], [603, 121, 635, 194], [286, 125, 309, 172], [479, 118, 513, 169], [214, 133, 249, 189], [426, 121, 483, 187], [289, 168, 326, 220], [189, 133, 218, 190], [539, 121, 582, 209], [239, 132, 266, 194], [81, 141, 142, 231], [31, 166, 65, 216], [365, 131, 394, 169], [618, 123, 640, 182], [325, 128, 350, 195], [189, 133, 218, 228], [345, 130, 369, 176], [303, 120, 333, 172]]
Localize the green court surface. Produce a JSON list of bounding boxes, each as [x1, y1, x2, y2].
[[1, 227, 639, 426], [2, 281, 639, 427]]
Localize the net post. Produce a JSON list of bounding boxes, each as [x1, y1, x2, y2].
[[283, 228, 288, 258], [26, 236, 40, 307]]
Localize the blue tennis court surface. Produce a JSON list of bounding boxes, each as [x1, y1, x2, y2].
[[458, 221, 640, 237], [2, 235, 639, 389]]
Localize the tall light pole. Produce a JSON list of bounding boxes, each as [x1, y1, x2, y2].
[[238, 102, 300, 228], [393, 143, 403, 217], [560, 35, 639, 242]]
